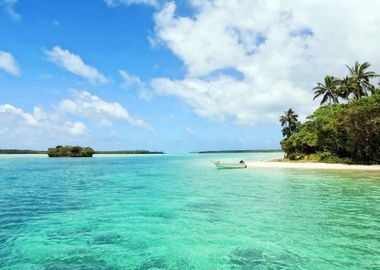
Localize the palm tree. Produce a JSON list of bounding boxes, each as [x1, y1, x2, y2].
[[280, 108, 300, 138], [346, 61, 379, 99], [337, 76, 354, 101], [313, 76, 340, 105]]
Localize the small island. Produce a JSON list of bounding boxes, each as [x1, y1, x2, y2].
[[47, 145, 95, 157], [279, 61, 380, 165]]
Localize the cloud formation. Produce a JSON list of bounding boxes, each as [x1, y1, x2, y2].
[[45, 46, 108, 84], [59, 90, 151, 129], [119, 70, 152, 100], [0, 104, 87, 141], [0, 91, 151, 148], [151, 0, 380, 124], [0, 50, 20, 75]]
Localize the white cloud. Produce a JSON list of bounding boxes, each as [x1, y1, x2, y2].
[[152, 75, 311, 124], [0, 90, 152, 148], [0, 50, 20, 75], [119, 70, 152, 100], [0, 104, 87, 139], [104, 0, 158, 7], [1, 0, 20, 20], [151, 0, 380, 125], [59, 90, 151, 129], [44, 46, 108, 84]]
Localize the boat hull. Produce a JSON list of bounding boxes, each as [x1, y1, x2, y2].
[[214, 162, 247, 169]]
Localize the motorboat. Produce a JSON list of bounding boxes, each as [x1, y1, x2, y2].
[[214, 160, 247, 169]]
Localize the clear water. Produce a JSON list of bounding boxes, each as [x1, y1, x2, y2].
[[0, 153, 379, 270]]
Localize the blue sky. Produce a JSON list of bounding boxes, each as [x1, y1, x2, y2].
[[1, 0, 379, 152]]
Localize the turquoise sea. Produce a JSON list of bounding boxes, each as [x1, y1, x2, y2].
[[0, 153, 379, 270]]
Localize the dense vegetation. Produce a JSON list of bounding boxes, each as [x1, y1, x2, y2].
[[280, 62, 380, 164], [47, 145, 95, 157], [0, 149, 45, 154]]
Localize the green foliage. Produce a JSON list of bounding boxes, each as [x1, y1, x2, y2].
[[313, 76, 340, 105], [280, 121, 320, 154], [280, 62, 380, 164], [279, 108, 300, 138], [346, 61, 379, 99], [287, 153, 304, 161], [47, 145, 95, 157], [281, 93, 380, 164], [312, 62, 379, 105], [337, 94, 380, 163], [318, 152, 353, 164]]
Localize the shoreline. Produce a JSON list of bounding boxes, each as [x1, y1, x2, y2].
[[246, 161, 380, 171]]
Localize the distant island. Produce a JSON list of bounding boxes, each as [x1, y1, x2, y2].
[[0, 148, 164, 156], [48, 147, 164, 157], [197, 149, 281, 154], [0, 149, 46, 154], [48, 146, 95, 157]]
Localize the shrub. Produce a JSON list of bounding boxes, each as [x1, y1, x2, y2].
[[320, 155, 353, 164], [281, 93, 380, 164], [287, 153, 304, 160], [47, 145, 95, 157]]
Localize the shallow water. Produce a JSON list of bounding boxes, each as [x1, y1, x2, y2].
[[0, 153, 379, 269]]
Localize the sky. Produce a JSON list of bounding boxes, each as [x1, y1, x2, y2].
[[0, 0, 380, 152]]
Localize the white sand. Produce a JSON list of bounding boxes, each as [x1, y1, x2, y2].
[[246, 161, 380, 171]]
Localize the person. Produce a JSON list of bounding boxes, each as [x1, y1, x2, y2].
[[239, 160, 247, 168]]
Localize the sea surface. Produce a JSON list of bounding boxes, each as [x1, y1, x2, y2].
[[0, 153, 379, 270]]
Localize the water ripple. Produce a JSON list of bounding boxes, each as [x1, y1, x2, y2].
[[0, 155, 379, 269]]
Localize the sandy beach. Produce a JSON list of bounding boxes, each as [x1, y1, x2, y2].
[[246, 161, 380, 171]]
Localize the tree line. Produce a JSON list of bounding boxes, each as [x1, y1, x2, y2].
[[280, 62, 380, 164]]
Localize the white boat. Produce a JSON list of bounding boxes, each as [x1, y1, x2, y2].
[[214, 161, 247, 169]]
